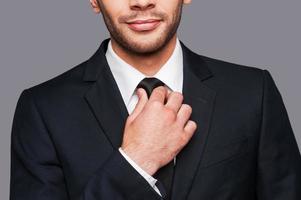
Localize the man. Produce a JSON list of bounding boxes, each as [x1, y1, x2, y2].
[[10, 0, 301, 199]]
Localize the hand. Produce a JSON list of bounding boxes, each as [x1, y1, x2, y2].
[[121, 86, 197, 175]]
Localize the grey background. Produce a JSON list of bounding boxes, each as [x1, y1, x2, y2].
[[1, 0, 300, 198]]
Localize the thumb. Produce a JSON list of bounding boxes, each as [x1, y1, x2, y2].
[[130, 88, 148, 120]]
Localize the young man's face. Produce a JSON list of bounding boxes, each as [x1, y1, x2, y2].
[[90, 0, 191, 55]]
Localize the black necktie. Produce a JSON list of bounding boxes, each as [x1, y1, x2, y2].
[[137, 77, 165, 98], [136, 77, 175, 199]]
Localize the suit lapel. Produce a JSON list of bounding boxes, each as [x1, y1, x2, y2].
[[171, 42, 216, 200], [84, 39, 129, 149], [83, 39, 217, 200]]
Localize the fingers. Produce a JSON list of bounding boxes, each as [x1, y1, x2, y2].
[[165, 92, 183, 113], [182, 120, 197, 143], [176, 104, 193, 127], [184, 120, 197, 135], [148, 86, 168, 104], [177, 104, 197, 140], [130, 88, 148, 120]]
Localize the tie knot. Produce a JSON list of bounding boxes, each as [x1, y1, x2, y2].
[[137, 77, 165, 98]]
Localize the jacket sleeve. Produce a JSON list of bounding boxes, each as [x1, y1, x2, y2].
[[10, 89, 162, 200], [256, 69, 301, 199]]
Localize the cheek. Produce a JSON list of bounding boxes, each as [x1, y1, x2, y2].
[[102, 0, 127, 18], [159, 0, 181, 11], [157, 1, 182, 22]]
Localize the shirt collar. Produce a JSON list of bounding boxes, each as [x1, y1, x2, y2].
[[105, 38, 183, 107]]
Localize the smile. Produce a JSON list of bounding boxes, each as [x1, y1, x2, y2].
[[126, 19, 162, 32]]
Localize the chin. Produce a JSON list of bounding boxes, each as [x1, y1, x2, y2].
[[126, 39, 166, 54], [126, 33, 168, 52]]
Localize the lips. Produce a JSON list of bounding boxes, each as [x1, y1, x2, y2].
[[126, 19, 162, 32]]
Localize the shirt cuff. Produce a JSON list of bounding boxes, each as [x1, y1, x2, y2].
[[118, 147, 162, 196]]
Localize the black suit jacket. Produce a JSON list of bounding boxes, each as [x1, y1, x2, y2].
[[10, 38, 301, 200]]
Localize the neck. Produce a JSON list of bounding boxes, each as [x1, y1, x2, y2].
[[110, 35, 177, 76]]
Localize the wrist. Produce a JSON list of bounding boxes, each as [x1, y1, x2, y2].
[[121, 146, 159, 175]]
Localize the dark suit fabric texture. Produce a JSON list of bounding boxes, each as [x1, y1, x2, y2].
[[10, 38, 301, 200]]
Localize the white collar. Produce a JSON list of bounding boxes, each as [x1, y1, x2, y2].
[[105, 38, 183, 107]]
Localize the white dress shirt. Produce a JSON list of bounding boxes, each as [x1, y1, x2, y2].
[[105, 38, 183, 196]]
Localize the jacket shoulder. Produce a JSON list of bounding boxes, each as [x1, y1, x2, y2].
[[20, 59, 90, 104], [199, 54, 267, 88], [197, 54, 269, 106], [201, 55, 265, 77]]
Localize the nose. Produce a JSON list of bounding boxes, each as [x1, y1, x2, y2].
[[129, 0, 155, 11]]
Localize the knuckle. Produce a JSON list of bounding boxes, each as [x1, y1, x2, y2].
[[183, 104, 192, 114], [150, 100, 163, 109], [175, 92, 184, 101], [170, 92, 183, 101], [164, 108, 177, 121], [154, 86, 165, 95]]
